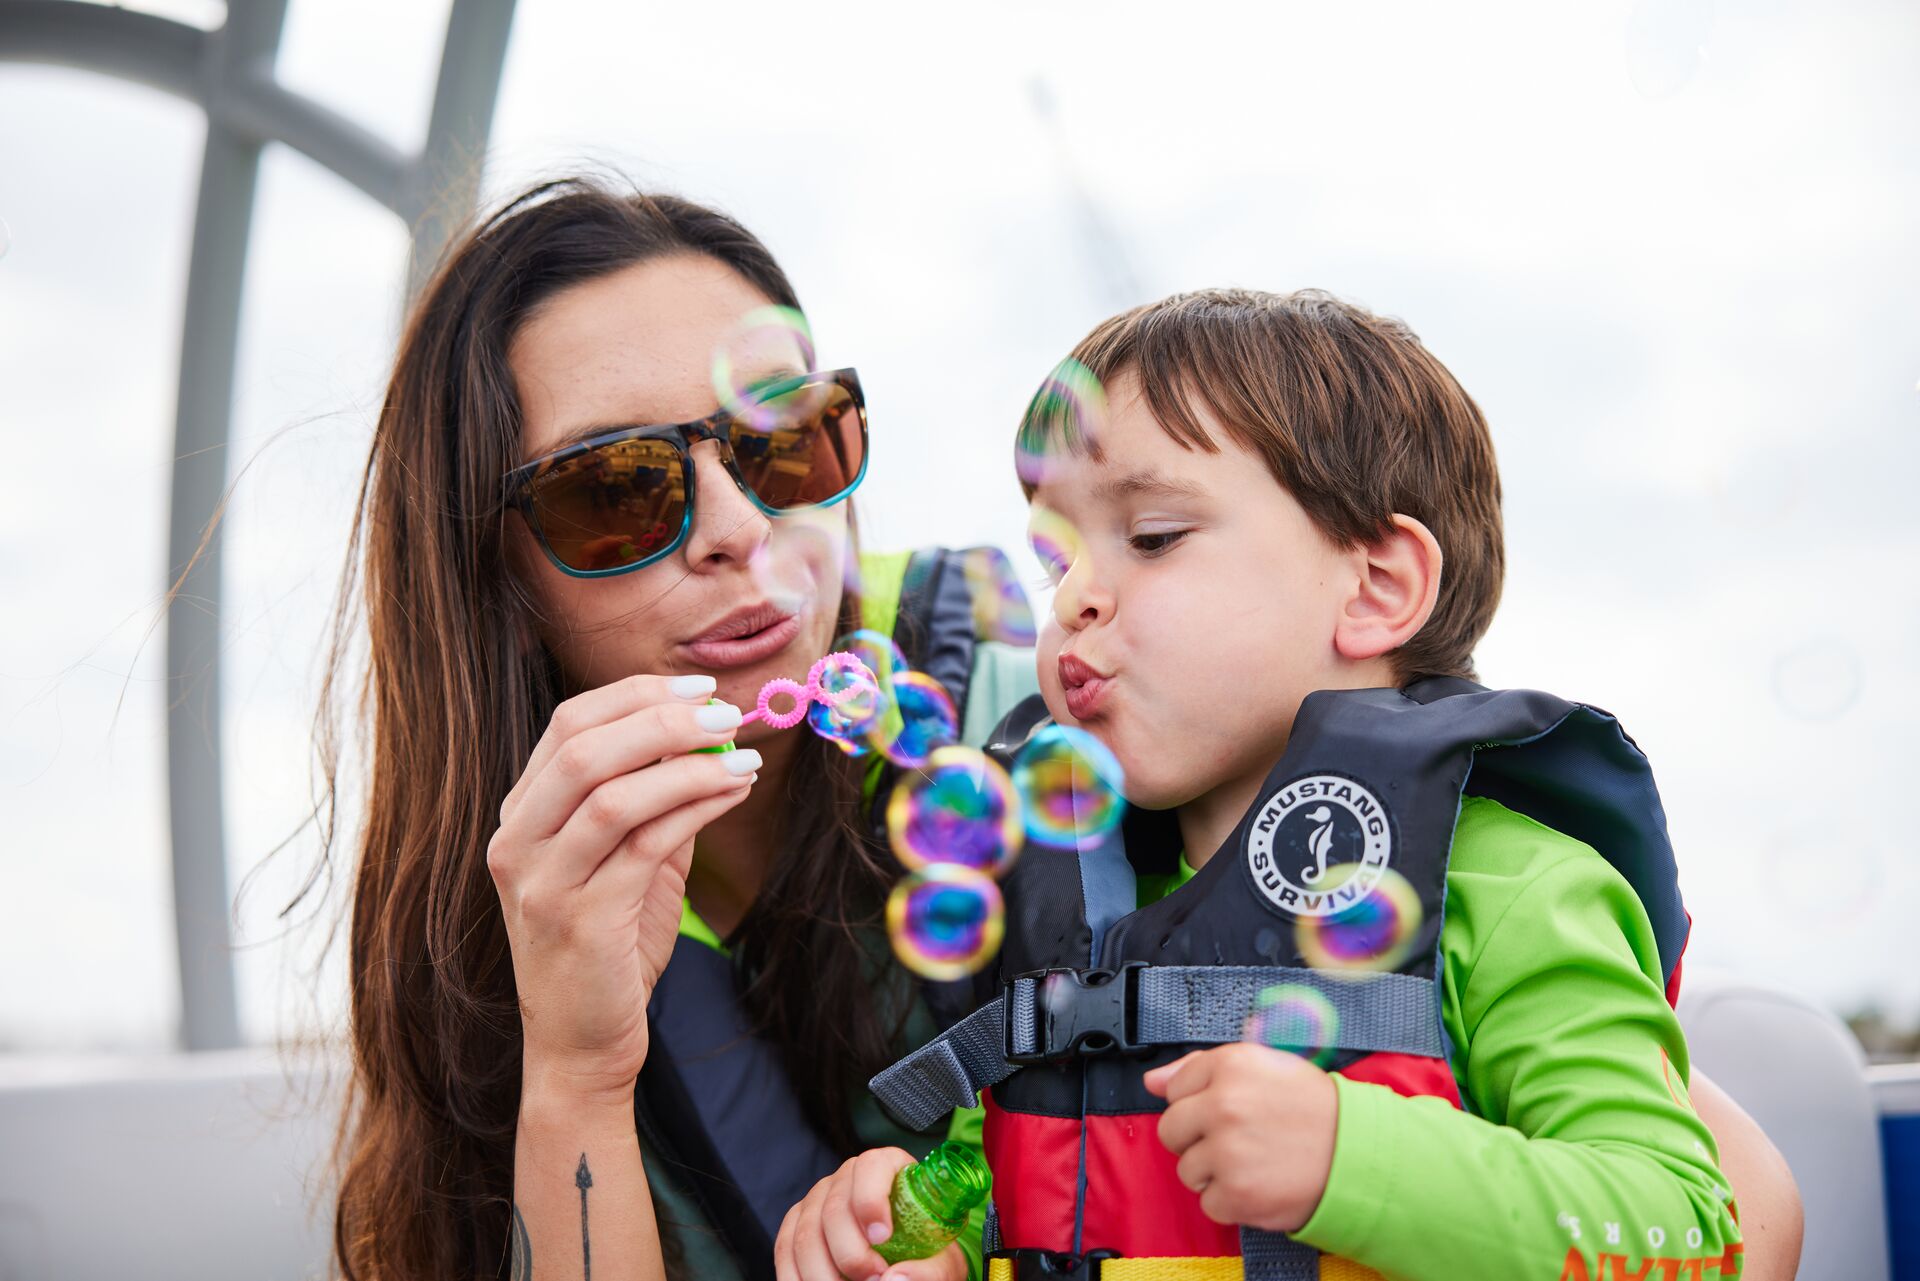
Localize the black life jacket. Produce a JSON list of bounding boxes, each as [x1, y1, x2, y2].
[[635, 546, 1011, 1281], [870, 678, 1690, 1281]]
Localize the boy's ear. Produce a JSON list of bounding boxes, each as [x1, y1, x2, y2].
[[1332, 514, 1443, 665]]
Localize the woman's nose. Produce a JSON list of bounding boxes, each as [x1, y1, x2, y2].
[[681, 439, 772, 568]]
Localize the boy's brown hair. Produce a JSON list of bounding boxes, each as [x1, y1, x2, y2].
[[1018, 287, 1504, 683]]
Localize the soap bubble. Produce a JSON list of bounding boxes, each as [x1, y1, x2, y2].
[[1771, 638, 1862, 722], [1241, 984, 1339, 1066], [1012, 724, 1126, 850], [1026, 506, 1082, 585], [962, 547, 1038, 646], [1761, 820, 1886, 927], [1016, 358, 1108, 487], [821, 628, 913, 756], [835, 628, 911, 690], [710, 305, 817, 432], [875, 671, 960, 768], [886, 745, 1024, 876], [887, 864, 1005, 981], [1295, 866, 1424, 974], [805, 651, 885, 754]]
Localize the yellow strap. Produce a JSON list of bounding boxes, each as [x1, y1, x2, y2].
[[986, 1257, 1385, 1281]]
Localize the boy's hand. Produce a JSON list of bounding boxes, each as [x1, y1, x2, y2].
[[774, 1147, 968, 1281], [1142, 1043, 1339, 1234]]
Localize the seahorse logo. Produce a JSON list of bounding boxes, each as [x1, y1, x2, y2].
[[1245, 774, 1393, 919], [1301, 806, 1336, 884]]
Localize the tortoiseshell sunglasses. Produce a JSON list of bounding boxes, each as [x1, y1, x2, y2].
[[503, 367, 868, 577]]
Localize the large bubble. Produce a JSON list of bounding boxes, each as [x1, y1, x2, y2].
[[1016, 358, 1108, 488], [805, 651, 885, 755], [1771, 638, 1863, 723], [875, 671, 961, 768], [1295, 866, 1424, 974], [886, 746, 1025, 877], [961, 547, 1038, 647], [886, 865, 1005, 981], [1026, 506, 1081, 584], [1011, 724, 1126, 850], [1241, 983, 1339, 1067], [822, 629, 912, 758], [710, 305, 817, 432]]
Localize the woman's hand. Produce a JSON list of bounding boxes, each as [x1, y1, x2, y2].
[[775, 1148, 969, 1281], [488, 672, 759, 1105]]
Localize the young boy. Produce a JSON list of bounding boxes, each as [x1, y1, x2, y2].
[[780, 288, 1747, 1281]]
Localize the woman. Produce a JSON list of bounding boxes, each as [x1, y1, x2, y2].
[[318, 177, 1801, 1281]]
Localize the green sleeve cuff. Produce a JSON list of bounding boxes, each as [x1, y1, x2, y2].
[[1293, 1075, 1399, 1256]]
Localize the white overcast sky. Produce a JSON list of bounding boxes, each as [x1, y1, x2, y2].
[[2, 0, 1917, 1051]]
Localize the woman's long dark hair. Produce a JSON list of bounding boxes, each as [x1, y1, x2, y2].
[[318, 177, 907, 1278]]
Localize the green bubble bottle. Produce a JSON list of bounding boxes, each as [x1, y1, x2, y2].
[[873, 1141, 991, 1265]]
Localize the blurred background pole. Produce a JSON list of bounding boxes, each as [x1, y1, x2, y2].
[[0, 0, 517, 1050]]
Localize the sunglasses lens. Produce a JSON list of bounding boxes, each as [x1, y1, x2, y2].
[[727, 376, 866, 510], [524, 437, 686, 572]]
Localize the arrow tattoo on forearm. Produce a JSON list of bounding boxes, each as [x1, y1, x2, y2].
[[576, 1153, 593, 1281]]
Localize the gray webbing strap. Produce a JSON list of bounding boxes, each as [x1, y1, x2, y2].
[[1241, 1228, 1321, 1280], [1137, 967, 1444, 1058], [870, 967, 1442, 1130], [870, 997, 1012, 1131]]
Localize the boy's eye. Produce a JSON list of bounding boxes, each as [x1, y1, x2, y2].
[[1129, 530, 1188, 556]]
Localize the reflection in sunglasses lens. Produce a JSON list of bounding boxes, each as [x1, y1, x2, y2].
[[528, 436, 686, 572], [730, 379, 864, 509]]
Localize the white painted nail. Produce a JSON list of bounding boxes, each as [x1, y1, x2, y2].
[[695, 701, 742, 731], [721, 749, 763, 776], [670, 674, 717, 699]]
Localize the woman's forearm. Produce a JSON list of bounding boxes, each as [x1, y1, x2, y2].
[[514, 1071, 665, 1281]]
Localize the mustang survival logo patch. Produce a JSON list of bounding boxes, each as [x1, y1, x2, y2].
[[1244, 773, 1393, 918]]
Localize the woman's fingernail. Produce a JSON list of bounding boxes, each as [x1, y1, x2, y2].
[[670, 674, 717, 699], [695, 701, 743, 731], [866, 1222, 889, 1244], [721, 749, 763, 776]]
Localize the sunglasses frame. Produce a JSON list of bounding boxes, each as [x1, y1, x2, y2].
[[502, 367, 869, 579]]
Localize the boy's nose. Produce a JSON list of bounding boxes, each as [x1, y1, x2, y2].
[[681, 438, 772, 569], [1052, 563, 1113, 631]]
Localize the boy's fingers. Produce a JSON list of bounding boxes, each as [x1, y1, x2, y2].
[[788, 1196, 839, 1281], [849, 1147, 915, 1242], [773, 1204, 799, 1281], [1155, 1094, 1207, 1156], [1144, 1049, 1213, 1102], [1174, 1136, 1217, 1197], [820, 1174, 885, 1278]]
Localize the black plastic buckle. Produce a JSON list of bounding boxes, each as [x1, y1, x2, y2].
[[1004, 962, 1147, 1065], [994, 1247, 1121, 1279]]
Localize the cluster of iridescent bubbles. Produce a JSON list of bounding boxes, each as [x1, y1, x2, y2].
[[754, 628, 1130, 982]]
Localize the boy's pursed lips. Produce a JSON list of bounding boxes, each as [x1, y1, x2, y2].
[[1058, 651, 1114, 721]]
